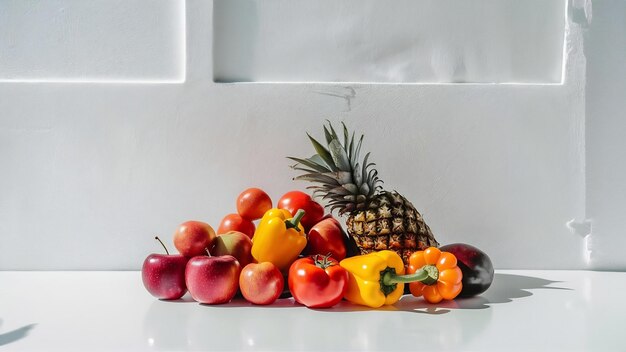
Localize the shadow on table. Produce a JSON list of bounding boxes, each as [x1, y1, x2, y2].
[[158, 293, 196, 303], [171, 273, 571, 315], [482, 273, 571, 304], [317, 273, 571, 315], [0, 319, 37, 347]]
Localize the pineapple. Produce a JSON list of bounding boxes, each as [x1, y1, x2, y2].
[[289, 122, 439, 265]]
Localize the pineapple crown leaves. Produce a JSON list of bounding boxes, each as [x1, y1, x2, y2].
[[288, 121, 383, 214]]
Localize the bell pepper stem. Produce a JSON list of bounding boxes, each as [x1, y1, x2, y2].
[[285, 209, 306, 230], [382, 265, 439, 286]]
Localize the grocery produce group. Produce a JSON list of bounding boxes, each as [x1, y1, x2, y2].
[[141, 123, 494, 309]]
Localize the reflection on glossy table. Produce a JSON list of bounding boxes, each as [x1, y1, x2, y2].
[[0, 270, 624, 351]]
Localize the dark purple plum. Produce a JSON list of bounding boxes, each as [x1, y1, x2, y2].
[[440, 243, 494, 298]]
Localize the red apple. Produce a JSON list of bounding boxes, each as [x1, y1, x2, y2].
[[185, 255, 241, 304], [237, 187, 272, 220], [239, 262, 284, 305], [305, 217, 347, 260], [174, 221, 216, 257], [211, 231, 253, 268], [142, 237, 188, 300], [217, 213, 255, 238]]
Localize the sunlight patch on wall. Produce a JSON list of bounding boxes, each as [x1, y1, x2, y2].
[[0, 0, 186, 83], [213, 0, 566, 84]]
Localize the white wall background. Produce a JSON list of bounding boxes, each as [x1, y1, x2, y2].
[[213, 0, 565, 83], [0, 0, 623, 270]]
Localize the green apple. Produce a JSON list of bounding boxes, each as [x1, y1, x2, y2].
[[210, 231, 253, 268]]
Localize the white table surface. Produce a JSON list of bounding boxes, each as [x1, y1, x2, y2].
[[0, 270, 624, 351]]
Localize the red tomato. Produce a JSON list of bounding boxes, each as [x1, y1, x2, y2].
[[217, 213, 255, 238], [305, 217, 347, 260], [288, 255, 349, 308], [277, 191, 324, 231], [237, 188, 272, 220], [239, 262, 284, 305]]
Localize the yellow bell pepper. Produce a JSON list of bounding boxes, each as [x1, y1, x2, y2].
[[339, 250, 405, 308], [339, 249, 441, 308], [251, 208, 306, 272]]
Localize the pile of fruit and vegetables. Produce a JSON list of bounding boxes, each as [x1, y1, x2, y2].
[[142, 122, 494, 308]]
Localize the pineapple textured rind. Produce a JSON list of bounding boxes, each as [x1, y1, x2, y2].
[[346, 191, 439, 264]]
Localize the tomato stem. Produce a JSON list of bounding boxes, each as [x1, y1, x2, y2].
[[313, 253, 335, 269], [154, 236, 169, 255]]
